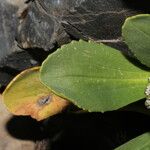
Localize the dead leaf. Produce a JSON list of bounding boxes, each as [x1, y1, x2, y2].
[[2, 67, 69, 121]]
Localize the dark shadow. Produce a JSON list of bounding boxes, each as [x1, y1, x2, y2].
[[0, 47, 52, 92], [61, 22, 88, 41], [105, 41, 130, 54], [123, 0, 150, 12], [120, 98, 149, 115], [0, 66, 20, 76], [5, 111, 150, 149], [22, 48, 52, 64], [18, 38, 59, 64], [0, 67, 20, 92], [39, 111, 150, 150], [0, 86, 5, 93], [6, 116, 45, 141]]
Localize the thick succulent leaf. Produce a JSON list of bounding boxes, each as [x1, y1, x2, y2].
[[115, 132, 150, 150], [2, 67, 69, 121], [40, 40, 150, 112], [122, 14, 150, 68]]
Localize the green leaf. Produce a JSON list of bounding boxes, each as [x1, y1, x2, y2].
[[115, 132, 150, 150], [2, 67, 69, 121], [122, 14, 150, 68], [40, 40, 150, 112]]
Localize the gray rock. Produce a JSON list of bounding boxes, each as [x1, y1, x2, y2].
[[16, 0, 70, 50], [16, 0, 149, 50], [60, 0, 149, 40], [0, 0, 20, 60], [0, 49, 49, 91], [0, 0, 48, 90], [1, 0, 149, 55], [0, 51, 35, 91]]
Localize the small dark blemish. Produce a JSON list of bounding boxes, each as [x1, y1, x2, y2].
[[25, 0, 34, 4], [37, 95, 51, 106], [19, 8, 28, 19]]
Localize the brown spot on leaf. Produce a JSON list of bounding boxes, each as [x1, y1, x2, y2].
[[12, 94, 70, 121], [37, 95, 51, 106], [3, 67, 70, 121]]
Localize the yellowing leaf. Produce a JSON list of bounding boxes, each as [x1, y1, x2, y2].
[[2, 67, 69, 121]]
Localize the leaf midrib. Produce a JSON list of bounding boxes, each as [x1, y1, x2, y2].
[[48, 75, 148, 81]]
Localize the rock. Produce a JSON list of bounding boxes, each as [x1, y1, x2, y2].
[[0, 0, 31, 61], [0, 0, 34, 90], [0, 51, 35, 91], [16, 0, 70, 50], [1, 0, 149, 56], [60, 0, 150, 40], [0, 49, 49, 92], [0, 0, 20, 61], [16, 0, 150, 50]]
